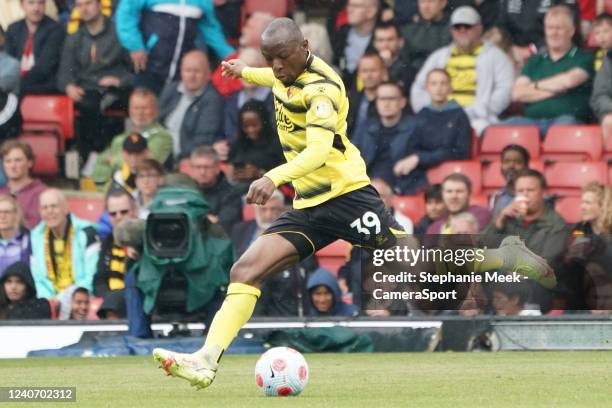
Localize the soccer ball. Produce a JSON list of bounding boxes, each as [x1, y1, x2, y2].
[[254, 347, 309, 396]]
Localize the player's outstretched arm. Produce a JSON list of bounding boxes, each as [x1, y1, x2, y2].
[[246, 177, 276, 205], [221, 59, 247, 79], [222, 59, 276, 88]]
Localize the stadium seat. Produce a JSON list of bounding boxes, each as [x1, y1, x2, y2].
[[243, 203, 255, 221], [606, 0, 612, 13], [18, 133, 59, 176], [542, 125, 603, 162], [66, 195, 105, 222], [470, 194, 488, 208], [470, 129, 478, 160], [481, 160, 545, 195], [545, 162, 608, 196], [604, 135, 612, 162], [479, 126, 540, 161], [427, 160, 482, 194], [554, 196, 582, 224], [241, 0, 292, 20], [20, 95, 74, 150], [315, 239, 351, 275], [87, 296, 104, 320], [392, 194, 425, 223]]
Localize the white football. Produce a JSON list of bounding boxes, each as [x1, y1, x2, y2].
[[254, 347, 309, 396]]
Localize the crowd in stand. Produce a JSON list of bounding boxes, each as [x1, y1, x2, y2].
[[0, 0, 612, 328]]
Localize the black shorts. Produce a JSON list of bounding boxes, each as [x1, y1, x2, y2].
[[263, 185, 407, 260]]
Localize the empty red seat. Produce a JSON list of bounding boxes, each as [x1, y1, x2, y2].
[[470, 194, 489, 208], [315, 239, 351, 275], [545, 162, 608, 196], [480, 126, 540, 161], [66, 195, 105, 222], [18, 133, 59, 176], [392, 194, 425, 223], [427, 160, 482, 194], [543, 125, 603, 162], [20, 95, 74, 150], [555, 196, 582, 224]]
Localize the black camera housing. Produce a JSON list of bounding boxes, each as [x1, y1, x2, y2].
[[146, 213, 190, 258]]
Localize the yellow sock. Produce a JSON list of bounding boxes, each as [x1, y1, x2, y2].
[[201, 283, 261, 359], [473, 248, 505, 273]]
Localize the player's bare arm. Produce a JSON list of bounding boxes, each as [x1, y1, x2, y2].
[[221, 59, 247, 79]]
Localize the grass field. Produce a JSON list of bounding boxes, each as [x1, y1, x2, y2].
[[2, 352, 612, 407]]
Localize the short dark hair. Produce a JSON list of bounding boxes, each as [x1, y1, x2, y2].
[[424, 184, 442, 202], [374, 20, 402, 38], [442, 173, 472, 194], [357, 50, 386, 69], [105, 187, 136, 209], [501, 144, 530, 164], [135, 158, 165, 177], [72, 287, 90, 299], [515, 168, 547, 189], [377, 80, 404, 97], [594, 12, 612, 27]]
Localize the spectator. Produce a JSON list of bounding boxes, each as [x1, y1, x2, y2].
[[300, 22, 334, 65], [491, 282, 538, 316], [353, 81, 415, 193], [0, 194, 30, 277], [505, 5, 594, 137], [223, 48, 274, 143], [115, 0, 233, 93], [492, 0, 578, 66], [93, 189, 136, 302], [401, 0, 451, 74], [0, 262, 50, 319], [159, 50, 225, 160], [229, 100, 284, 195], [1, 0, 58, 31], [591, 41, 612, 144], [190, 146, 242, 235], [5, 0, 64, 95], [0, 140, 47, 229], [57, 0, 133, 163], [370, 178, 414, 234], [96, 288, 125, 319], [30, 188, 100, 299], [307, 267, 358, 317], [571, 181, 609, 236], [65, 0, 114, 34], [0, 27, 20, 94], [57, 285, 90, 320], [108, 133, 152, 192], [411, 6, 514, 135], [0, 91, 21, 140], [211, 12, 274, 98], [373, 20, 415, 96], [394, 68, 471, 194], [414, 184, 446, 236], [483, 169, 567, 263], [426, 173, 492, 234], [449, 210, 480, 234], [592, 13, 612, 71], [133, 159, 165, 219], [332, 0, 379, 82], [489, 144, 530, 216], [347, 51, 388, 136], [91, 88, 173, 186]]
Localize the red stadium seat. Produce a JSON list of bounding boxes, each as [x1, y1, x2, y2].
[[66, 195, 105, 222], [542, 125, 603, 162], [470, 129, 478, 160], [242, 0, 291, 20], [20, 95, 74, 150], [604, 135, 612, 162], [606, 0, 612, 13], [470, 194, 489, 208], [243, 203, 255, 221], [427, 160, 482, 194], [315, 239, 351, 275], [480, 126, 540, 161], [555, 196, 582, 224], [18, 133, 59, 176], [481, 160, 545, 194], [545, 162, 608, 196], [392, 194, 425, 223]]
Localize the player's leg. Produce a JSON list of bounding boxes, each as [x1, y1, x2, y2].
[[153, 234, 300, 389]]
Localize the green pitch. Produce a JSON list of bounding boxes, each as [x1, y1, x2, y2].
[[2, 352, 611, 407]]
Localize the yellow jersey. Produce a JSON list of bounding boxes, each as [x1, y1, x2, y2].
[[242, 53, 370, 209]]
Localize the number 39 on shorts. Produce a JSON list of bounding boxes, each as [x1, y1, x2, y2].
[[350, 211, 381, 238]]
